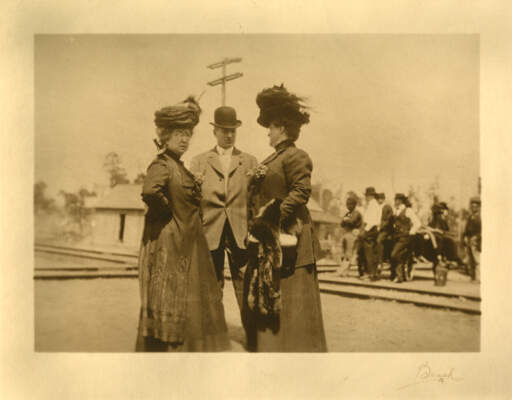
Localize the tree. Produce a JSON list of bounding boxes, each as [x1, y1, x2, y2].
[[133, 172, 146, 185], [59, 188, 96, 237], [34, 181, 56, 214], [103, 152, 130, 188]]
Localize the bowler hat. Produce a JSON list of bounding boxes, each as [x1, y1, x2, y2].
[[395, 193, 406, 202], [377, 192, 386, 200], [364, 187, 377, 197], [210, 106, 242, 129]]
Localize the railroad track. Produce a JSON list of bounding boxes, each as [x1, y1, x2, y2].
[[35, 243, 137, 264], [34, 243, 481, 315]]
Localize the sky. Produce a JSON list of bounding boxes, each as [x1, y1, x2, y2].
[[35, 34, 479, 208]]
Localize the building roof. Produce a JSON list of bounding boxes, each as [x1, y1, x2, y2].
[[94, 184, 144, 210], [94, 183, 341, 224]]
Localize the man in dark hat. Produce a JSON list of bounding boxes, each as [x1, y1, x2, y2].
[[360, 186, 381, 281], [463, 196, 481, 282], [190, 106, 258, 315], [376, 192, 393, 271], [390, 193, 421, 283]]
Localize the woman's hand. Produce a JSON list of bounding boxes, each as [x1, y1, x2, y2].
[[280, 215, 303, 236]]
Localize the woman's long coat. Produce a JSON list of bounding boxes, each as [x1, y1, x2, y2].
[[251, 140, 321, 267], [137, 150, 228, 349], [244, 140, 327, 352]]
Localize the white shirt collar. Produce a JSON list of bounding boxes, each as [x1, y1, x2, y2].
[[216, 145, 234, 156], [366, 198, 377, 207]]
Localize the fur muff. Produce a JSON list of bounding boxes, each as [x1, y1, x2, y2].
[[247, 200, 283, 316]]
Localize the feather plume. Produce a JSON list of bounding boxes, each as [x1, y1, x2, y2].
[[255, 84, 310, 127]]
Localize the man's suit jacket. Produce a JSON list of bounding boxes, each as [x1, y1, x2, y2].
[[190, 147, 258, 251], [379, 203, 394, 234], [251, 140, 320, 268]]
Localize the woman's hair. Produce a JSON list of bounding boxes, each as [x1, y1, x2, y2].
[[271, 115, 309, 142], [156, 126, 173, 146], [155, 126, 191, 149]]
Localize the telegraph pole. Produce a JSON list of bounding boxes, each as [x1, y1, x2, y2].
[[207, 57, 243, 106]]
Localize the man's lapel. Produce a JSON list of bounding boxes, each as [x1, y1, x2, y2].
[[206, 147, 224, 177], [227, 147, 242, 177]]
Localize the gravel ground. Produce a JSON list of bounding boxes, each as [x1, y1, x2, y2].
[[34, 278, 479, 352], [34, 254, 480, 352]]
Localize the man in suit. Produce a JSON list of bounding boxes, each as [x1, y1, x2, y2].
[[376, 192, 393, 272], [390, 193, 421, 283], [190, 106, 258, 311]]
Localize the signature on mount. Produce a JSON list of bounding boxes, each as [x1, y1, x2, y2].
[[397, 362, 463, 390]]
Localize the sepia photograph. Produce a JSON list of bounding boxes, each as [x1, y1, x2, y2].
[[34, 34, 480, 353], [3, 2, 512, 397]]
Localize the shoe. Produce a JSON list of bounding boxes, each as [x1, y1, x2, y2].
[[407, 264, 416, 281]]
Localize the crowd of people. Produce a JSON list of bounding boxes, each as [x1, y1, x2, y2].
[[135, 85, 326, 352], [335, 188, 482, 284]]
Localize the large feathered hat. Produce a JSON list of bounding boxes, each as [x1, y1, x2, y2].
[[255, 84, 310, 128], [154, 96, 202, 129]]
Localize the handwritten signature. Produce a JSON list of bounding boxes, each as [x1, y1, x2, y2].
[[397, 362, 463, 390]]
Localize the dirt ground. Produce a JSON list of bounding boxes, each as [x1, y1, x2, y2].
[[35, 274, 479, 352]]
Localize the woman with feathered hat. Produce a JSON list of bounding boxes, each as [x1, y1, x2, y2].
[[135, 97, 230, 352], [243, 85, 327, 352]]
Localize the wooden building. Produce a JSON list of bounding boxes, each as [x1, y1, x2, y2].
[[91, 184, 145, 248], [91, 184, 341, 250]]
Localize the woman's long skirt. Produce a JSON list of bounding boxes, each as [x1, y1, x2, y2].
[[244, 263, 327, 352], [135, 235, 231, 352]]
